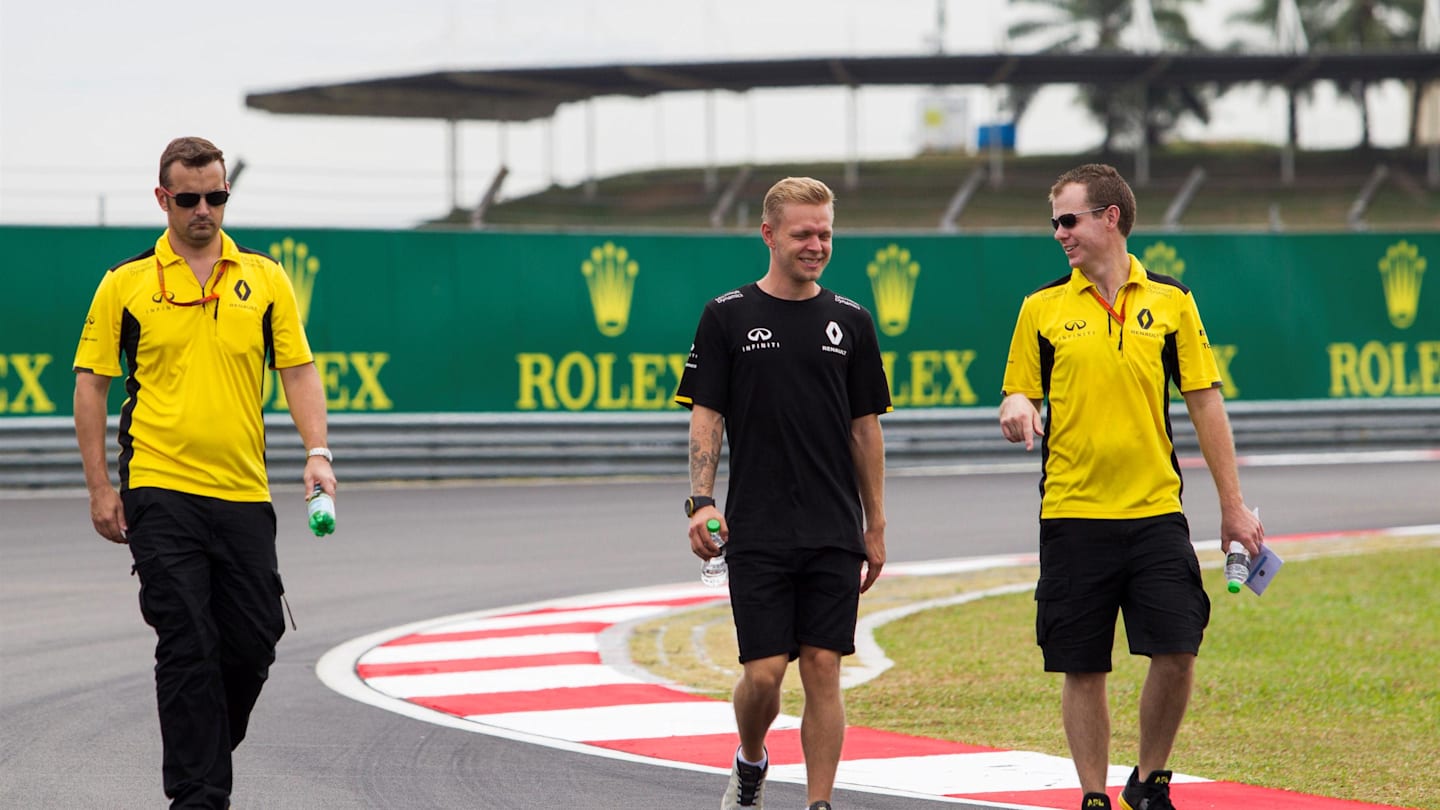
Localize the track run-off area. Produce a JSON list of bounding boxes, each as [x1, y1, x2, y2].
[[319, 521, 1440, 810], [4, 449, 1436, 808]]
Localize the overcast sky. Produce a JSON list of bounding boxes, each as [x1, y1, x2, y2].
[[0, 0, 1421, 229]]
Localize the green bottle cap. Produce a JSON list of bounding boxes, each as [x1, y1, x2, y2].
[[1227, 580, 1242, 594], [706, 518, 721, 532], [309, 512, 335, 537]]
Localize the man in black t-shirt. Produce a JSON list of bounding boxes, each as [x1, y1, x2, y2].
[[675, 176, 891, 810]]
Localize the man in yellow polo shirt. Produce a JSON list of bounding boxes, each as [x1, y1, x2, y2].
[[999, 164, 1264, 810], [73, 136, 336, 810]]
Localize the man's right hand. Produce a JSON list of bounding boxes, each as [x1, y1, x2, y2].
[[89, 486, 128, 544], [688, 509, 726, 560]]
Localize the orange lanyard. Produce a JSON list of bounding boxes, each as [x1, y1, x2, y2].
[[155, 258, 224, 308], [1088, 286, 1129, 351]]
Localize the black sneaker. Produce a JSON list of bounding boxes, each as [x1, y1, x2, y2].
[[1118, 767, 1174, 810], [1081, 792, 1111, 809], [807, 803, 833, 810], [721, 750, 767, 809]]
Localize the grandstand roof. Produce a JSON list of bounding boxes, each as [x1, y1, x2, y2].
[[245, 51, 1440, 122]]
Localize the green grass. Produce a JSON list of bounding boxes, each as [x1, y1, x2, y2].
[[465, 145, 1440, 232], [847, 547, 1440, 809], [627, 537, 1440, 807]]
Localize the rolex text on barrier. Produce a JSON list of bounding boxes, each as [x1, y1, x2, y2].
[[4, 227, 1433, 416]]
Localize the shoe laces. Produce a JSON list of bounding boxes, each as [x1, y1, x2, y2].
[[735, 760, 766, 805]]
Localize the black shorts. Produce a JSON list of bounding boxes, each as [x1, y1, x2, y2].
[[726, 544, 865, 663], [1034, 513, 1210, 673]]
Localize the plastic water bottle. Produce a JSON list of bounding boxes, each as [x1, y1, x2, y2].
[[699, 518, 727, 587], [307, 484, 336, 537], [1225, 542, 1250, 593]]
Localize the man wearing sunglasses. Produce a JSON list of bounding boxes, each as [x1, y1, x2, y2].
[[998, 164, 1263, 810], [73, 136, 336, 810]]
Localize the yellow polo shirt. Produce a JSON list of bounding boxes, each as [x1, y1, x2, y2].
[[74, 230, 313, 501], [1002, 254, 1221, 519]]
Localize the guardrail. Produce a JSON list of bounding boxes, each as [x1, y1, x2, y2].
[[3, 399, 1437, 490]]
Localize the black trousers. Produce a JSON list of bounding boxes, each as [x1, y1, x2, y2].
[[124, 488, 285, 810]]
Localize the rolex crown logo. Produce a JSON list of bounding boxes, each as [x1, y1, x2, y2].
[[582, 241, 639, 337], [270, 237, 320, 324], [1142, 241, 1185, 281], [867, 244, 920, 337], [1378, 240, 1426, 330]]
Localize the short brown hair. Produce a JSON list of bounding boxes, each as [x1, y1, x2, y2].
[[1050, 163, 1136, 237], [158, 137, 225, 188], [762, 177, 835, 226]]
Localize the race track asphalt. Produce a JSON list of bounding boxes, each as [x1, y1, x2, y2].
[[2, 457, 1435, 809]]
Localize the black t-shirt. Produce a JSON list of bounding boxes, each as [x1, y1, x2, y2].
[[675, 282, 892, 554]]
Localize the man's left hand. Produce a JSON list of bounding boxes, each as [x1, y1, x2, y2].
[[304, 456, 337, 498], [861, 525, 886, 593]]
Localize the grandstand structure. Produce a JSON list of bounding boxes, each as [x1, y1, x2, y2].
[[469, 146, 1440, 233], [246, 51, 1440, 232]]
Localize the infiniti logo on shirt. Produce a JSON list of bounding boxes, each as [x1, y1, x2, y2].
[[743, 326, 780, 353]]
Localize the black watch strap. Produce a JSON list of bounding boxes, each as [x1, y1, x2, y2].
[[685, 495, 716, 517]]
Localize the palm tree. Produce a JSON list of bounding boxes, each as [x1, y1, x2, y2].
[[1325, 0, 1424, 147], [1227, 0, 1322, 164], [1006, 0, 1209, 153], [1234, 0, 1425, 148]]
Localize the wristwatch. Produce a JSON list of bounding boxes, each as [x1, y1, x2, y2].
[[684, 495, 715, 517], [307, 447, 333, 463]]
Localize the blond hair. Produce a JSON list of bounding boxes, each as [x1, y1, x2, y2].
[[762, 177, 835, 226]]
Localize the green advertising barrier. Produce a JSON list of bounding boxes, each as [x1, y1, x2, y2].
[[1, 225, 1434, 417]]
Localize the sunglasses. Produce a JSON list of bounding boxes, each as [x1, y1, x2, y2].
[[160, 186, 230, 208], [1051, 205, 1110, 231]]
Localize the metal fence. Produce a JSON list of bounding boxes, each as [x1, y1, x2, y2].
[[4, 399, 1437, 491]]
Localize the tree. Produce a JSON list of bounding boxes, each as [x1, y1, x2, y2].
[[1006, 0, 1210, 153], [1227, 0, 1323, 158], [1320, 0, 1426, 148], [1232, 0, 1426, 148]]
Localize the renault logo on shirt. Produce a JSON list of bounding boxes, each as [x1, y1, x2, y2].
[[234, 279, 252, 301], [743, 326, 780, 353], [1137, 308, 1153, 329], [822, 321, 848, 356]]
